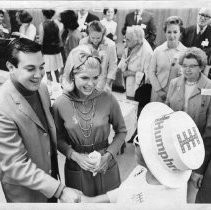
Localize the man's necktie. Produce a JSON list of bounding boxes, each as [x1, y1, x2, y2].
[[134, 13, 138, 25]]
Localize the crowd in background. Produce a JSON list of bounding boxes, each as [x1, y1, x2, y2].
[[0, 7, 211, 204]]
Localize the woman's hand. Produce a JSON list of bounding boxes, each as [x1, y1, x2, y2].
[[94, 152, 112, 174], [71, 151, 96, 171], [80, 194, 94, 203], [190, 172, 203, 189]]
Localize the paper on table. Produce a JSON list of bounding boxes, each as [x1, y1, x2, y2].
[[88, 150, 101, 176]]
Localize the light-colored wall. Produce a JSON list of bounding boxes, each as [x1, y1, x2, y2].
[[4, 8, 199, 46]]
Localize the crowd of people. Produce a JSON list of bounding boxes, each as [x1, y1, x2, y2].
[[0, 7, 211, 205]]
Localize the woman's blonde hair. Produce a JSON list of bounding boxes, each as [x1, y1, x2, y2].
[[126, 25, 145, 45], [62, 45, 102, 92]]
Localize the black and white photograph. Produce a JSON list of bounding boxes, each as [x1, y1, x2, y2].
[[0, 1, 211, 209]]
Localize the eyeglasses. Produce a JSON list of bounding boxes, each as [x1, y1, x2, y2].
[[182, 64, 199, 70], [199, 13, 211, 19]]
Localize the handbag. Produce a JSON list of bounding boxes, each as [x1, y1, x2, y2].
[[134, 74, 152, 107]]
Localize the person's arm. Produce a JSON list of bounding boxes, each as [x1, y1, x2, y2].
[[148, 49, 161, 91], [38, 23, 44, 45], [27, 24, 36, 41], [142, 46, 153, 83], [106, 93, 127, 159], [81, 193, 110, 203], [81, 187, 119, 203], [148, 49, 166, 99], [94, 93, 127, 173], [165, 79, 174, 106], [106, 42, 118, 88]]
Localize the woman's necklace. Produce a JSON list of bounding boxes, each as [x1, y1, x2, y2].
[[72, 99, 96, 138], [185, 80, 199, 86]]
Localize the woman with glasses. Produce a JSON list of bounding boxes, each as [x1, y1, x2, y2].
[[149, 16, 187, 103], [166, 47, 211, 203], [53, 44, 127, 196]]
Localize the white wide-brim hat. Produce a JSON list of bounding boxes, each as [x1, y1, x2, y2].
[[138, 102, 205, 188]]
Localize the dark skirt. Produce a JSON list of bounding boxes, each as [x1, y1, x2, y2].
[[64, 157, 121, 196]]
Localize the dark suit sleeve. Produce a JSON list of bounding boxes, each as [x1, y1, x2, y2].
[[145, 15, 157, 47], [180, 27, 189, 47], [122, 14, 129, 36]]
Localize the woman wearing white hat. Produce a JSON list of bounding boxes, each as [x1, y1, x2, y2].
[[80, 102, 205, 204], [166, 47, 211, 203]]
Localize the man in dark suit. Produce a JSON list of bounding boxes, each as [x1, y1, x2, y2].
[[77, 9, 99, 35], [122, 9, 157, 49], [0, 38, 80, 202], [181, 8, 211, 65]]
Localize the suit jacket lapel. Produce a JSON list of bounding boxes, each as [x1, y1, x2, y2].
[[189, 26, 197, 45], [9, 83, 45, 131], [38, 85, 57, 146]]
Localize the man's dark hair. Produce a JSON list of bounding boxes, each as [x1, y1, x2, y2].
[[103, 8, 117, 15], [42, 9, 55, 19], [19, 10, 33, 23], [6, 38, 42, 68], [60, 10, 79, 31]]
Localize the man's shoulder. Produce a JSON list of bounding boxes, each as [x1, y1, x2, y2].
[[0, 80, 15, 109], [126, 11, 135, 18], [205, 25, 211, 35]]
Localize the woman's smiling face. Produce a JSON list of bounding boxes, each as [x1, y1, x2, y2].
[[74, 66, 100, 98]]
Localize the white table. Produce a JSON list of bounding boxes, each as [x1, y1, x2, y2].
[[109, 91, 138, 143]]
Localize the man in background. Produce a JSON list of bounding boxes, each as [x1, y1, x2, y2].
[[181, 8, 211, 65], [122, 9, 157, 49]]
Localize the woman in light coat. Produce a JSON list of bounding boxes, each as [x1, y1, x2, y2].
[[118, 25, 153, 100], [149, 16, 186, 103], [166, 47, 211, 203]]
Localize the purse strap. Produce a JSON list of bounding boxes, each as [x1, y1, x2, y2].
[[139, 73, 146, 86]]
